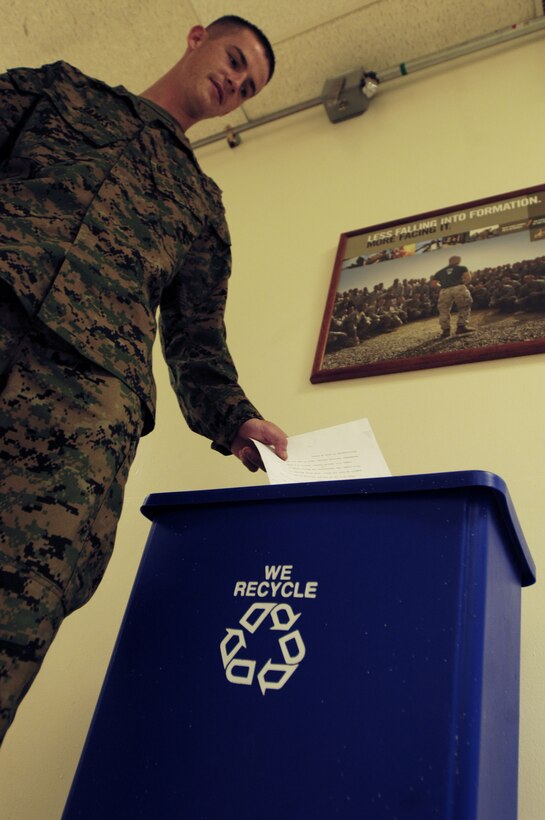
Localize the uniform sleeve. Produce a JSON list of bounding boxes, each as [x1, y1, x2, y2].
[[159, 221, 262, 455], [0, 65, 50, 157]]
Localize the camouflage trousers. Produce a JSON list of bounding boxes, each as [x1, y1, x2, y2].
[[437, 284, 473, 331], [0, 285, 143, 743]]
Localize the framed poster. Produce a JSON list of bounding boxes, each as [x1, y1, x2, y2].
[[311, 184, 545, 383]]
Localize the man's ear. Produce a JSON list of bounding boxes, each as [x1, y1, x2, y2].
[[186, 25, 208, 51]]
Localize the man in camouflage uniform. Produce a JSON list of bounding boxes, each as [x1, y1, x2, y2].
[[0, 15, 287, 742]]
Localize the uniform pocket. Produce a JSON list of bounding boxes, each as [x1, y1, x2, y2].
[[42, 87, 136, 147]]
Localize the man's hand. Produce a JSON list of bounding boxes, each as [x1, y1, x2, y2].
[[231, 418, 288, 472]]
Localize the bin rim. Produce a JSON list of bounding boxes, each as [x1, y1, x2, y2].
[[140, 470, 535, 586]]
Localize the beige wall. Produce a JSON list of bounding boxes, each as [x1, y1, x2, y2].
[[1, 34, 544, 820]]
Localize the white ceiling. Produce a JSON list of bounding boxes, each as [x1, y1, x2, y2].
[[1, 0, 544, 144]]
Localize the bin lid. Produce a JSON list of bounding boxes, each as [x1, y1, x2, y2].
[[141, 470, 535, 586]]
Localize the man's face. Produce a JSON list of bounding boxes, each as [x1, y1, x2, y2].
[[176, 26, 270, 127]]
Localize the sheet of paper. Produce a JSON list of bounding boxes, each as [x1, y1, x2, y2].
[[252, 418, 390, 485]]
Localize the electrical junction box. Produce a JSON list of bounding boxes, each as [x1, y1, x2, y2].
[[322, 68, 377, 122]]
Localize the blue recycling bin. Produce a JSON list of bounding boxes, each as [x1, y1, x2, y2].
[[63, 471, 535, 820]]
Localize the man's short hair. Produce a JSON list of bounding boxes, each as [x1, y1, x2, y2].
[[206, 15, 276, 82]]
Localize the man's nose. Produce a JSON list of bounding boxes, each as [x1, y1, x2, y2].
[[226, 74, 243, 95]]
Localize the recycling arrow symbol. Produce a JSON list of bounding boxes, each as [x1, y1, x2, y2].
[[220, 602, 306, 694]]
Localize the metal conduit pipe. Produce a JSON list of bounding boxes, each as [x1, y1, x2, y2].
[[191, 16, 545, 150]]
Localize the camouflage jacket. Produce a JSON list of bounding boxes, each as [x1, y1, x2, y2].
[[0, 61, 261, 450]]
